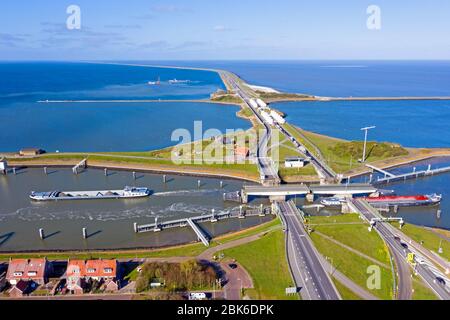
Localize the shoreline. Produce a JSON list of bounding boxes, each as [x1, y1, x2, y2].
[[345, 149, 450, 178], [0, 218, 277, 259], [3, 160, 260, 183]]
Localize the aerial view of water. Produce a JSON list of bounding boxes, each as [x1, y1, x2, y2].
[[130, 60, 450, 97], [0, 62, 248, 152], [0, 168, 268, 251], [273, 100, 450, 148], [0, 101, 248, 152]]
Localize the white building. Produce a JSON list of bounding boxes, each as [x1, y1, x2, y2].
[[285, 157, 310, 168], [270, 110, 286, 124], [249, 99, 259, 109], [0, 159, 7, 174], [256, 98, 268, 109], [260, 111, 274, 126]]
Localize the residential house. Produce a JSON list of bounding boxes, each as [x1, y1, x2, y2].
[[8, 280, 31, 298], [66, 259, 119, 294], [6, 258, 50, 286]]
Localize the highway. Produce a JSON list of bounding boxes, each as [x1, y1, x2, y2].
[[221, 71, 280, 185], [278, 201, 340, 300], [222, 70, 335, 184], [352, 199, 450, 300], [275, 122, 336, 182]]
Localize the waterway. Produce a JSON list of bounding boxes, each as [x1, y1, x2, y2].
[[0, 168, 269, 252], [273, 100, 450, 149], [0, 62, 249, 152]]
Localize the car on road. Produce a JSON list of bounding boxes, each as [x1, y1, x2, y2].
[[400, 242, 408, 249], [228, 263, 238, 270], [435, 277, 446, 286]]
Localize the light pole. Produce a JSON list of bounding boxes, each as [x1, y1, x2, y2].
[[360, 126, 376, 163]]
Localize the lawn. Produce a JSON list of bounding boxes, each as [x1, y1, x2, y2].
[[310, 233, 394, 300], [411, 276, 438, 300], [310, 221, 391, 265], [401, 224, 450, 261], [282, 123, 409, 174], [0, 218, 279, 262], [332, 277, 362, 300], [222, 230, 297, 300]]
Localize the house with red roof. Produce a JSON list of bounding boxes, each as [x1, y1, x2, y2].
[[6, 258, 51, 286], [66, 259, 119, 294]]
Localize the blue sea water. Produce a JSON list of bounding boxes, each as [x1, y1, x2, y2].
[[273, 100, 450, 148], [126, 60, 450, 97], [0, 62, 248, 152]]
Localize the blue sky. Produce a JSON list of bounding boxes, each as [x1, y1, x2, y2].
[[1, 0, 449, 60]]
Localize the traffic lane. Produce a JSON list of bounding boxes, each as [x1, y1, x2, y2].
[[286, 230, 312, 299], [285, 213, 334, 300], [282, 204, 338, 300]]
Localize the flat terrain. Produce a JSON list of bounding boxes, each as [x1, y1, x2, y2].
[[221, 230, 297, 300]]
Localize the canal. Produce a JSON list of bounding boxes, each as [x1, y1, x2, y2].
[[0, 168, 270, 252]]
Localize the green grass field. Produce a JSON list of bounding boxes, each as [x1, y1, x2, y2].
[[310, 232, 394, 300], [0, 218, 279, 262], [332, 278, 362, 300], [401, 224, 450, 261], [411, 276, 439, 300], [308, 214, 390, 265], [222, 230, 297, 300]]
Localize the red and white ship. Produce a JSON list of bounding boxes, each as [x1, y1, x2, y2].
[[363, 194, 442, 207]]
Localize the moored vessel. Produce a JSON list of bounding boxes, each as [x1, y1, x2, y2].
[[30, 186, 151, 201]]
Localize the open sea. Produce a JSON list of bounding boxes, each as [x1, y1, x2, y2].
[[0, 62, 247, 152]]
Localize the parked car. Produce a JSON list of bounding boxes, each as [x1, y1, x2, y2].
[[228, 263, 238, 270], [189, 292, 207, 300]]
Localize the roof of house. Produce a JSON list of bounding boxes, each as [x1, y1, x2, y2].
[[235, 146, 250, 155], [13, 280, 29, 292], [6, 258, 47, 280], [67, 259, 117, 278], [285, 157, 306, 162]]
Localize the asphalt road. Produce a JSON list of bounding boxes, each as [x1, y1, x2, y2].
[[278, 201, 340, 300], [353, 199, 450, 300]]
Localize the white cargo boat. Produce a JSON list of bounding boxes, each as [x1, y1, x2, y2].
[[30, 186, 151, 201]]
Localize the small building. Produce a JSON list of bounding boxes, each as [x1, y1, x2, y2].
[[285, 157, 310, 168], [6, 258, 51, 286], [0, 159, 7, 174], [216, 136, 235, 145], [8, 280, 31, 298], [66, 259, 119, 294], [19, 148, 45, 156], [234, 146, 250, 159]]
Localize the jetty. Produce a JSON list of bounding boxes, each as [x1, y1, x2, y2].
[[372, 164, 450, 184], [134, 205, 273, 246]]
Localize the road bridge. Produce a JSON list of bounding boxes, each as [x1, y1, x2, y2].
[[240, 183, 378, 203]]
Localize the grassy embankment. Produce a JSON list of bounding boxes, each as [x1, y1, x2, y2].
[[6, 133, 260, 181], [283, 123, 410, 174], [221, 229, 297, 300], [400, 224, 450, 261], [307, 214, 395, 300], [256, 91, 315, 102], [268, 132, 318, 182], [0, 218, 280, 262], [411, 274, 439, 300]]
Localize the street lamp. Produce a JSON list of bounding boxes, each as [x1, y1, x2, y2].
[[360, 126, 376, 163]]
